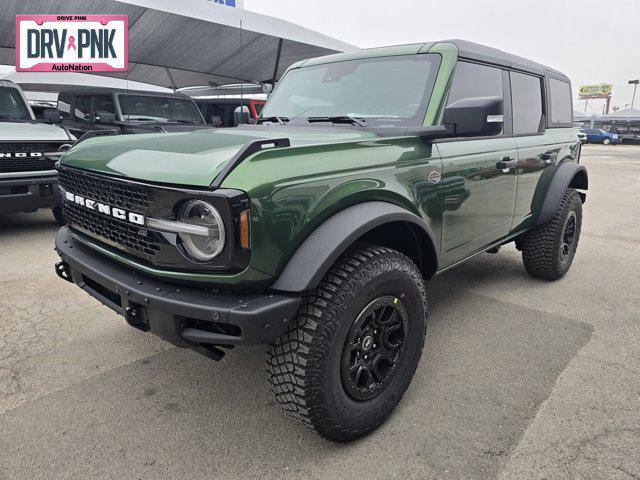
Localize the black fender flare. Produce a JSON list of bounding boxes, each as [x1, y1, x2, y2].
[[270, 201, 438, 293], [535, 162, 588, 226]]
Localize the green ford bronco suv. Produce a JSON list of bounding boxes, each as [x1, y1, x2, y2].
[[54, 40, 586, 441]]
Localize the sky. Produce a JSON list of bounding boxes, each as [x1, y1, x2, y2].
[[244, 0, 640, 113]]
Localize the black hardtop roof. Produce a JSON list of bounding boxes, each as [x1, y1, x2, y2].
[[445, 39, 568, 79]]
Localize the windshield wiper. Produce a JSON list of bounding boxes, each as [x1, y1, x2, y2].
[[168, 119, 201, 124], [307, 115, 367, 127], [256, 116, 289, 125]]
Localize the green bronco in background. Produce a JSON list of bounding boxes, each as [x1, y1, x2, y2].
[[54, 40, 587, 441]]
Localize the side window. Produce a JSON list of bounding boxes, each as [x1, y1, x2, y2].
[[74, 96, 92, 119], [548, 78, 572, 126], [93, 95, 116, 114], [58, 94, 72, 118], [447, 61, 504, 105], [511, 72, 543, 135]]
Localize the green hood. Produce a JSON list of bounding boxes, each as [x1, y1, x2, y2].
[[60, 127, 377, 188]]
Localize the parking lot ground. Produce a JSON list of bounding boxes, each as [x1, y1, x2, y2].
[[0, 145, 638, 479]]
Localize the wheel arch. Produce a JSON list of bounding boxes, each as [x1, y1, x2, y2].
[[270, 201, 438, 293], [535, 162, 588, 226]]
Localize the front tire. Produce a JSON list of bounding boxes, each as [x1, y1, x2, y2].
[[267, 245, 427, 442], [603, 137, 612, 145], [521, 188, 582, 280]]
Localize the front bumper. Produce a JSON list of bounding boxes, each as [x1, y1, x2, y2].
[[54, 227, 301, 354], [0, 173, 60, 215]]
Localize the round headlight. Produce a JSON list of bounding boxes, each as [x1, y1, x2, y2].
[[177, 200, 225, 261]]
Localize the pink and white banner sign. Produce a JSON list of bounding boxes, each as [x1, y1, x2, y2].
[[15, 15, 128, 72]]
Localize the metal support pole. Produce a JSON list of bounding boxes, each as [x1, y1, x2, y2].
[[271, 38, 284, 87]]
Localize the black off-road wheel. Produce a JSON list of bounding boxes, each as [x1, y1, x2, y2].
[[521, 188, 582, 280], [52, 205, 66, 226], [267, 245, 427, 442]]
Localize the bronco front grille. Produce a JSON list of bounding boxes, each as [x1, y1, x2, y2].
[[0, 142, 64, 173], [58, 167, 152, 212], [63, 201, 161, 257], [59, 167, 159, 259]]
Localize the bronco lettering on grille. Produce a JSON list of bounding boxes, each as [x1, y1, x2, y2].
[[64, 191, 145, 226], [0, 152, 43, 158]]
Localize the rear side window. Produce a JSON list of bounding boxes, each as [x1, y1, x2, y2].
[[447, 61, 503, 105], [511, 72, 543, 135], [548, 79, 572, 125]]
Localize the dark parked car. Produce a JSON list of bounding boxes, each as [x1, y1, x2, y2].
[[197, 98, 266, 127], [580, 128, 620, 145], [57, 89, 212, 138]]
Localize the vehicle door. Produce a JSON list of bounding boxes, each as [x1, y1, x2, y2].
[[510, 71, 559, 231], [436, 61, 518, 267]]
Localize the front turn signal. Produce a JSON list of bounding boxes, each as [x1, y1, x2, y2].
[[239, 209, 250, 250]]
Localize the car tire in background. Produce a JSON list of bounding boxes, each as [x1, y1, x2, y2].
[[521, 188, 582, 280], [267, 245, 427, 442]]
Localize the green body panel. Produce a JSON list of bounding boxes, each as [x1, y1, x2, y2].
[[58, 42, 582, 290], [221, 136, 443, 276], [435, 137, 518, 265], [423, 43, 458, 126], [61, 128, 378, 187]]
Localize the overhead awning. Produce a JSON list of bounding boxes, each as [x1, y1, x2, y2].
[[600, 107, 640, 122], [0, 0, 357, 90]]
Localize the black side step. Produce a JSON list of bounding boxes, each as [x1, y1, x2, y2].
[[210, 138, 290, 188]]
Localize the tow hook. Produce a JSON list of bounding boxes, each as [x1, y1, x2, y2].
[[124, 306, 150, 332], [55, 262, 73, 283]]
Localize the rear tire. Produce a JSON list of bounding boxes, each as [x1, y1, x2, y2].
[[267, 245, 427, 442], [52, 205, 66, 226], [521, 188, 582, 280]]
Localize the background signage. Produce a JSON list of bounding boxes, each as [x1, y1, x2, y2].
[[579, 83, 613, 99], [15, 15, 128, 72]]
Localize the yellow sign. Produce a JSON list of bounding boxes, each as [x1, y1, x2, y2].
[[579, 83, 613, 99]]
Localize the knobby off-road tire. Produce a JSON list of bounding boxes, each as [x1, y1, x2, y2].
[[267, 245, 427, 442], [521, 188, 582, 280]]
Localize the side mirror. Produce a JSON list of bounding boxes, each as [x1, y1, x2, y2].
[[209, 115, 222, 127], [442, 96, 503, 137], [43, 109, 62, 124], [94, 111, 116, 124]]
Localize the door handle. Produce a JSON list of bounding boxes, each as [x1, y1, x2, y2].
[[496, 157, 518, 172], [541, 153, 558, 164]]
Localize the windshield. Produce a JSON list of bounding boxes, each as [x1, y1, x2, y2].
[[118, 95, 204, 124], [262, 54, 441, 126], [0, 87, 32, 121]]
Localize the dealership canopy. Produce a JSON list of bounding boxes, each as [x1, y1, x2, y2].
[[600, 107, 640, 122], [0, 0, 357, 90]]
